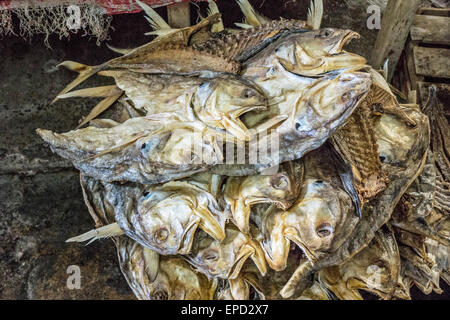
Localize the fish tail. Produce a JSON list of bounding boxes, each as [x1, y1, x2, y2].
[[52, 61, 100, 104], [57, 85, 121, 99], [66, 222, 124, 244], [76, 89, 123, 129], [307, 0, 323, 30]]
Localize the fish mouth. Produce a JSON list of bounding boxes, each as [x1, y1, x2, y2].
[[339, 30, 360, 51], [245, 197, 291, 211], [283, 227, 318, 264], [228, 244, 254, 279], [347, 277, 392, 300], [229, 104, 268, 120], [195, 206, 226, 242], [178, 217, 201, 254]]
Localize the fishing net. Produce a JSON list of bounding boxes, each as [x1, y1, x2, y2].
[[0, 0, 194, 46]]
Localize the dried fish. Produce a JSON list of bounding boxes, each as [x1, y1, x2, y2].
[[223, 161, 303, 233], [319, 226, 409, 300], [186, 227, 267, 280], [280, 105, 430, 298], [118, 237, 217, 300]]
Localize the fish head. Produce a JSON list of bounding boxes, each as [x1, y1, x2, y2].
[[282, 178, 355, 263], [156, 257, 217, 300], [193, 76, 267, 139], [291, 70, 371, 135], [138, 125, 219, 166], [322, 230, 401, 300], [274, 29, 366, 76], [240, 170, 298, 210], [135, 190, 201, 254], [189, 228, 266, 279]]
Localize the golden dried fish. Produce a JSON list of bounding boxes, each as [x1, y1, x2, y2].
[[118, 237, 217, 300], [212, 69, 372, 176], [76, 174, 218, 299], [259, 146, 359, 272], [52, 14, 239, 101], [280, 105, 430, 298], [223, 161, 303, 233], [37, 118, 225, 184], [319, 226, 409, 300], [69, 178, 226, 255], [95, 71, 268, 140], [186, 227, 267, 280]]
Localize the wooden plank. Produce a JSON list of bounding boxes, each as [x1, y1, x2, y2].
[[406, 41, 424, 92], [167, 2, 190, 28], [417, 82, 450, 116], [411, 15, 450, 44], [370, 0, 422, 81], [413, 46, 450, 79]]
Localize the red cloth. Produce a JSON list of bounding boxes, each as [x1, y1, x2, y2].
[[0, 0, 207, 15]]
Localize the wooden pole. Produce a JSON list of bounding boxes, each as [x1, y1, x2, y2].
[[167, 2, 191, 28], [370, 0, 422, 81]]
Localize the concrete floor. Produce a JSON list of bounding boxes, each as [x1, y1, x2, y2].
[[0, 0, 447, 299]]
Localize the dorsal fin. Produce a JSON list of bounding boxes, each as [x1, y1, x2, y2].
[[307, 0, 323, 30]]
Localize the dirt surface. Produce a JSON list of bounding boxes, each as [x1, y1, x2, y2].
[[0, 0, 448, 300]]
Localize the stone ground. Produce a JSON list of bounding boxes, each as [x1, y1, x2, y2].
[[0, 0, 447, 299]]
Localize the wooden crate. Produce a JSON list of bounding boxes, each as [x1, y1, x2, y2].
[[400, 7, 450, 113]]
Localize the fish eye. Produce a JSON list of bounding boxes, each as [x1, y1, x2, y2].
[[242, 89, 255, 99], [373, 259, 386, 269], [316, 223, 333, 238], [143, 191, 150, 197], [379, 156, 386, 163], [315, 180, 324, 185], [151, 289, 168, 300], [154, 228, 169, 243], [271, 175, 289, 190], [295, 122, 301, 130], [141, 143, 147, 150], [202, 249, 219, 261]]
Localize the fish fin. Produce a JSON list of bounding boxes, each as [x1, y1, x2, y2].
[[66, 222, 123, 243], [76, 90, 123, 129], [307, 0, 323, 30], [383, 58, 389, 81], [136, 0, 171, 31], [52, 61, 100, 104], [143, 247, 159, 282], [144, 29, 178, 37], [58, 85, 120, 99], [207, 0, 224, 32], [106, 43, 134, 55], [235, 22, 254, 29], [236, 0, 262, 27]]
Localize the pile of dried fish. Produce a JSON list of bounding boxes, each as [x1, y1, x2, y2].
[[37, 0, 449, 300]]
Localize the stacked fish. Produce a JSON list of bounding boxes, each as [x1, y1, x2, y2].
[[36, 0, 449, 300]]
